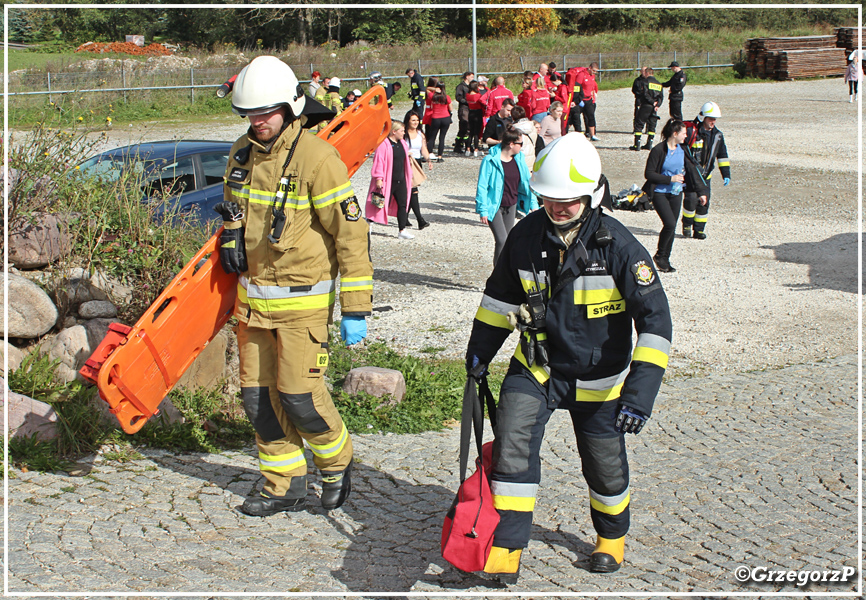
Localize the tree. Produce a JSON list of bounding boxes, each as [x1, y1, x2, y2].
[[482, 0, 560, 38]]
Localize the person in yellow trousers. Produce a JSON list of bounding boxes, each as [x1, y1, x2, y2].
[[465, 134, 672, 581], [215, 56, 373, 516]]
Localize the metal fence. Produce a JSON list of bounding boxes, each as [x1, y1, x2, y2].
[[6, 51, 738, 103]]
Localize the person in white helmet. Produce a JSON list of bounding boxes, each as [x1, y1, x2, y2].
[[464, 133, 672, 582], [215, 56, 372, 517], [681, 101, 730, 239]]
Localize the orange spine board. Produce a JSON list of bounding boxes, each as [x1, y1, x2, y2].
[[83, 86, 390, 434]]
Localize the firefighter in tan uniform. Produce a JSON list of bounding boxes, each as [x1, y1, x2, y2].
[[216, 56, 373, 517]]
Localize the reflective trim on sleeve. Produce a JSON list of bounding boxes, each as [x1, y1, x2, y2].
[[340, 276, 373, 291], [717, 160, 730, 167], [574, 275, 622, 305], [259, 448, 307, 473], [491, 481, 538, 512], [312, 181, 355, 209], [475, 306, 514, 330], [307, 422, 349, 459], [632, 333, 671, 369], [574, 367, 629, 402], [589, 487, 630, 515]]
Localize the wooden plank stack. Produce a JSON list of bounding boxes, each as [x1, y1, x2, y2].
[[835, 27, 862, 50], [745, 35, 846, 80]]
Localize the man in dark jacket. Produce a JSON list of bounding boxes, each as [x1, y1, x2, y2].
[[482, 98, 514, 147], [454, 71, 474, 154], [406, 67, 426, 120], [631, 67, 647, 126], [661, 61, 687, 121], [465, 133, 672, 582], [682, 101, 730, 239], [631, 67, 663, 150]]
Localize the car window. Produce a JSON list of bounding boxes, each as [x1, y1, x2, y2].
[[200, 152, 230, 187], [142, 156, 196, 198], [78, 156, 144, 182]]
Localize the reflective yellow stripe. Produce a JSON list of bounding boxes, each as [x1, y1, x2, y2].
[[307, 422, 348, 459], [632, 346, 669, 369], [237, 283, 249, 304], [475, 306, 513, 330], [575, 381, 624, 402], [259, 449, 306, 473], [717, 160, 730, 167], [694, 215, 708, 223], [341, 276, 373, 291], [492, 495, 536, 512], [574, 288, 622, 305], [312, 181, 355, 208], [590, 492, 630, 515], [239, 185, 310, 209], [246, 290, 336, 313], [513, 337, 550, 384]]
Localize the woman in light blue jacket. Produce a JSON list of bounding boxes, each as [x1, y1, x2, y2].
[[475, 127, 539, 266]]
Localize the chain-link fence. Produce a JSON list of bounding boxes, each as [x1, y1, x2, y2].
[[6, 50, 738, 105]]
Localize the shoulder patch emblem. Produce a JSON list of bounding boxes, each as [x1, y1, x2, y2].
[[631, 259, 656, 286], [341, 196, 361, 221]]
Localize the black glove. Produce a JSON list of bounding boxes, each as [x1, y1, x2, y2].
[[465, 355, 488, 379], [214, 202, 247, 274], [614, 405, 647, 434]]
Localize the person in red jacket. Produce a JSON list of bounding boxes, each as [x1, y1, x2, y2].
[[483, 76, 516, 121], [530, 76, 552, 123], [517, 77, 536, 119], [426, 83, 453, 162], [575, 63, 600, 141]]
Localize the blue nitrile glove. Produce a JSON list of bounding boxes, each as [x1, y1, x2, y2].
[[465, 355, 488, 379], [340, 315, 367, 346], [723, 177, 731, 186], [579, 100, 585, 107], [614, 405, 647, 434]]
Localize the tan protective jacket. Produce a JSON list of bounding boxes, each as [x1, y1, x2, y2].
[[223, 118, 373, 329]]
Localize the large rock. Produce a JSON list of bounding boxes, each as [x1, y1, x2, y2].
[[78, 300, 117, 319], [66, 267, 133, 304], [54, 276, 109, 315], [1, 379, 59, 441], [2, 342, 25, 375], [8, 212, 73, 269], [46, 325, 91, 384], [1, 273, 58, 338], [176, 332, 228, 392], [342, 366, 406, 404]]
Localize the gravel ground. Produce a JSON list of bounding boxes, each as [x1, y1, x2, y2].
[[89, 78, 860, 378]]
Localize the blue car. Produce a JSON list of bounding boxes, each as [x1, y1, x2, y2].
[[77, 140, 233, 227]]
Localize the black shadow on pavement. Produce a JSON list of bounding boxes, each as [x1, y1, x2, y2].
[[761, 232, 858, 294], [372, 268, 482, 292]]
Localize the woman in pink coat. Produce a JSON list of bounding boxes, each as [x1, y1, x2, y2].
[[365, 120, 415, 239]]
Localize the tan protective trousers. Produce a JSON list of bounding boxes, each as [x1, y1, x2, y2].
[[237, 321, 353, 497]]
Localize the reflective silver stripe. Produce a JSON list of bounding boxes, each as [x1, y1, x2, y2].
[[589, 486, 629, 507], [635, 333, 671, 355], [340, 278, 373, 290], [311, 182, 354, 208], [574, 274, 617, 291], [518, 269, 548, 286], [575, 366, 630, 391], [491, 481, 539, 498], [480, 294, 521, 317], [239, 276, 336, 299]]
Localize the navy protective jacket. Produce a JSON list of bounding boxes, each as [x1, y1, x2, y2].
[[466, 207, 672, 417]]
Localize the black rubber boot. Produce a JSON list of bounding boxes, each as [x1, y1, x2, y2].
[[321, 460, 352, 510], [641, 136, 654, 149], [241, 493, 306, 517], [589, 552, 622, 573]]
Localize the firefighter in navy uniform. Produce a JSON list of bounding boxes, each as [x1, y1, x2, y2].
[[682, 101, 730, 239], [216, 56, 374, 517], [661, 61, 687, 121], [631, 67, 664, 150], [465, 133, 672, 581]]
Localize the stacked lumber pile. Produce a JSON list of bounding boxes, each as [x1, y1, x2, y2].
[[835, 27, 862, 50], [745, 36, 845, 80]]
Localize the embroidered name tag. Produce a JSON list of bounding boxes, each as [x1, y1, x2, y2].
[[228, 167, 248, 182]]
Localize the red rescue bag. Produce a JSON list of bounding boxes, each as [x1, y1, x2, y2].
[[441, 374, 500, 572]]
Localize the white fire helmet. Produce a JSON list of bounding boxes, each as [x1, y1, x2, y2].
[[231, 56, 305, 118], [697, 101, 721, 121], [530, 133, 605, 208], [329, 77, 341, 88]]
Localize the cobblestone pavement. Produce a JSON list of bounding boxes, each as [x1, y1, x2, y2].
[[7, 354, 858, 597]]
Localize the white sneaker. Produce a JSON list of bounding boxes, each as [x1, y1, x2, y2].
[[464, 150, 470, 157], [398, 230, 415, 240], [590, 135, 601, 141], [850, 96, 854, 103], [473, 150, 479, 157]]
